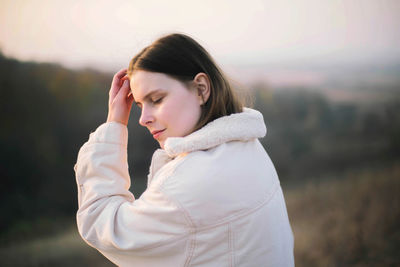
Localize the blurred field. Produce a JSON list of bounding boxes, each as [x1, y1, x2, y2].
[[1, 162, 398, 266], [288, 162, 400, 266], [1, 54, 399, 266], [0, 224, 113, 267]]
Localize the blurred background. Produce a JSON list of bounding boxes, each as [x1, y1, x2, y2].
[[1, 0, 399, 266]]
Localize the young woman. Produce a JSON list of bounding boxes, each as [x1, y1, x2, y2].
[[74, 33, 294, 266]]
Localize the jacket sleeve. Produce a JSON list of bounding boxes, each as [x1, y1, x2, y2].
[[74, 122, 191, 254]]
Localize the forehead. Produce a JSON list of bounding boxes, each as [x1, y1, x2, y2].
[[131, 71, 167, 88], [131, 71, 171, 91], [130, 70, 190, 99]]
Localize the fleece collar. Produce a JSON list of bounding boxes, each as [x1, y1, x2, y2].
[[163, 108, 266, 158]]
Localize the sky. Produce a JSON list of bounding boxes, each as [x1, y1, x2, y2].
[[1, 0, 399, 74]]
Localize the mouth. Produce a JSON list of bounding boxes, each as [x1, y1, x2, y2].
[[151, 129, 166, 139]]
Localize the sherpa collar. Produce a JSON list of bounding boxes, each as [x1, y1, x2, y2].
[[163, 108, 266, 158]]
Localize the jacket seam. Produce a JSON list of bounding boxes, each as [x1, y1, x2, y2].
[[121, 182, 279, 252], [87, 171, 280, 254], [152, 158, 199, 266], [127, 186, 195, 251], [193, 182, 281, 232], [157, 154, 280, 232], [228, 222, 234, 267], [156, 156, 197, 228], [184, 231, 196, 267], [134, 147, 279, 255], [159, 187, 196, 228]]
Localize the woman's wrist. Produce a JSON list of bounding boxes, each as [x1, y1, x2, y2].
[[107, 113, 128, 126]]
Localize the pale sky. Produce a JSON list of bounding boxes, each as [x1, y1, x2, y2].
[[1, 0, 399, 72]]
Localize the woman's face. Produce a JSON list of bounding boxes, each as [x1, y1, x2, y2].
[[130, 70, 202, 149]]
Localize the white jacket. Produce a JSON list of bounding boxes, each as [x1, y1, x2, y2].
[[74, 108, 294, 267]]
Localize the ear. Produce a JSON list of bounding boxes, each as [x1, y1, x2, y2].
[[193, 72, 211, 105]]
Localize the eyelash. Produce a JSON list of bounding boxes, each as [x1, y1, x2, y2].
[[152, 97, 163, 105], [136, 96, 164, 109]]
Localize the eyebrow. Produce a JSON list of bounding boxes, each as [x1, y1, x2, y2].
[[134, 89, 165, 106]]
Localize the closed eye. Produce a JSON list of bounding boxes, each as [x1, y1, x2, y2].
[[152, 97, 163, 105]]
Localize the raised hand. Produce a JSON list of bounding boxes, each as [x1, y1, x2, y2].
[[106, 68, 134, 126]]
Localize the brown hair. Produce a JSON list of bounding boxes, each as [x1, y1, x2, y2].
[[127, 33, 243, 130]]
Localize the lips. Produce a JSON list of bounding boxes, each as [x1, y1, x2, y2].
[[151, 129, 166, 139]]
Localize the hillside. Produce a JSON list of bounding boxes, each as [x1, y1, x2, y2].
[[0, 54, 399, 265]]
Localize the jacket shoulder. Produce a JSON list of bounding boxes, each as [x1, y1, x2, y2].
[[159, 140, 280, 227]]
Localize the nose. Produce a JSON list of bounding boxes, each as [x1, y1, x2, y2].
[[139, 106, 154, 126]]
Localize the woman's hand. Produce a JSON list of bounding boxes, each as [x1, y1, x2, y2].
[[106, 68, 134, 126]]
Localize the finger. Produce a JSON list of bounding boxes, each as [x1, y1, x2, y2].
[[110, 69, 128, 98], [121, 75, 130, 82], [114, 79, 130, 103], [119, 75, 130, 87], [117, 79, 131, 99], [111, 69, 127, 88], [112, 68, 127, 86]]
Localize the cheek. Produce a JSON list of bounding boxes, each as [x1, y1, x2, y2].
[[176, 100, 202, 130], [163, 95, 201, 134], [180, 108, 201, 126]]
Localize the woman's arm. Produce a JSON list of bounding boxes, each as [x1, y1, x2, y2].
[[74, 123, 190, 254], [73, 70, 191, 263], [75, 68, 134, 207]]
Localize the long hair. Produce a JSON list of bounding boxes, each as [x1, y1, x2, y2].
[[127, 33, 243, 130]]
